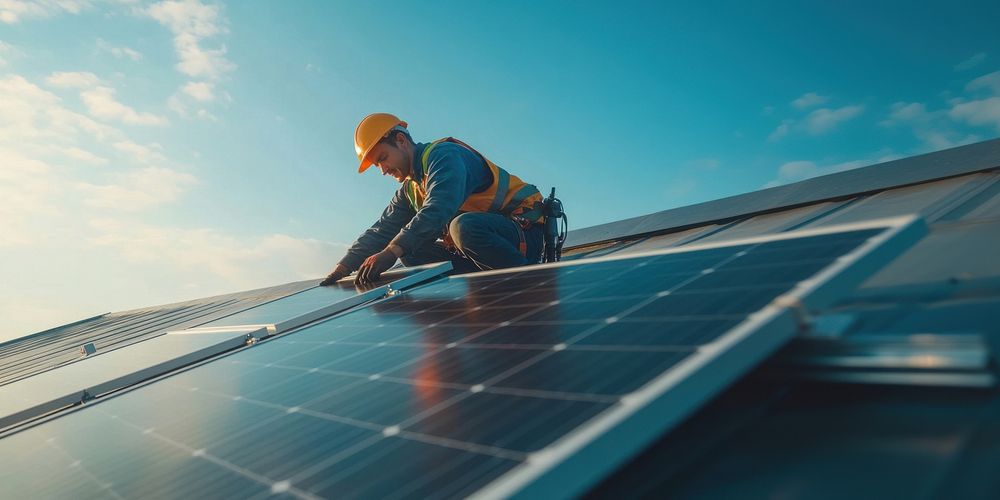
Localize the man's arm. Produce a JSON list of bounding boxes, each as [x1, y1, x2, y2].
[[388, 142, 488, 256], [355, 143, 490, 284], [319, 188, 415, 285]]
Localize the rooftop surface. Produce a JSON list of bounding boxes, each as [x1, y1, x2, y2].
[[2, 138, 999, 498]]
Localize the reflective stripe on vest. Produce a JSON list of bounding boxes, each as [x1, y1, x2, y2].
[[502, 184, 537, 216], [489, 169, 510, 213], [405, 138, 544, 223], [404, 179, 423, 212]]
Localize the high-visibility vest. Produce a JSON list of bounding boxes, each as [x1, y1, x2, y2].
[[404, 138, 544, 223]]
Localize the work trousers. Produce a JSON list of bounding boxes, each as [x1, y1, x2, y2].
[[400, 212, 544, 274]]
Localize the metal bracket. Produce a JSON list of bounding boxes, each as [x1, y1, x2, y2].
[[79, 343, 97, 357], [773, 296, 813, 334]]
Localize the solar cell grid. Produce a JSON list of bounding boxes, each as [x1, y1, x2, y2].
[[0, 221, 922, 499], [467, 322, 596, 346], [241, 370, 361, 408]]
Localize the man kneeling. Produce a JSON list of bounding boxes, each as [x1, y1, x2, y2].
[[321, 113, 545, 286]]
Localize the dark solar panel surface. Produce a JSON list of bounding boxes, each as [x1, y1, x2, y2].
[[0, 229, 883, 499]]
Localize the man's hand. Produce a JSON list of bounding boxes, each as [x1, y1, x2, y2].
[[356, 247, 401, 285], [319, 264, 350, 286]]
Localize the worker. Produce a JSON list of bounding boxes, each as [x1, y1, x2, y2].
[[320, 113, 546, 286]]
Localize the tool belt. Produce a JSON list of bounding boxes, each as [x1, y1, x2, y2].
[[541, 188, 567, 263]]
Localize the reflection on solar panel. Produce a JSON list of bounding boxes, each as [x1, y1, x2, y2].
[[0, 217, 924, 499]]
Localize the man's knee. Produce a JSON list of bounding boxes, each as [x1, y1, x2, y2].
[[449, 213, 481, 251]]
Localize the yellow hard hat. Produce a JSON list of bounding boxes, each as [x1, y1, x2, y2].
[[355, 113, 408, 173]]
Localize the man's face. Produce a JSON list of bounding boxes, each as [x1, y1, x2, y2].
[[368, 134, 413, 183]]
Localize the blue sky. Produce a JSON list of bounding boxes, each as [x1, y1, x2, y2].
[[1, 0, 998, 341]]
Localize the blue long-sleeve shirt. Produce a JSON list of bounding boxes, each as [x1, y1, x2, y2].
[[337, 141, 492, 271]]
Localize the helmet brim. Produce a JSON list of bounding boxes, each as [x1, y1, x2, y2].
[[357, 158, 374, 173], [354, 116, 407, 174]]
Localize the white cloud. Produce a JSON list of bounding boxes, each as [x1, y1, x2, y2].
[[146, 0, 223, 37], [1, 73, 59, 108], [86, 218, 345, 287], [915, 130, 981, 150], [146, 0, 233, 121], [78, 166, 197, 210], [146, 0, 235, 80], [0, 74, 120, 145], [195, 108, 217, 121], [805, 105, 864, 134], [768, 120, 792, 142], [949, 96, 1000, 133], [45, 70, 100, 88], [181, 81, 214, 101], [955, 53, 987, 71], [966, 70, 1000, 94], [96, 38, 142, 61], [0, 40, 20, 67], [0, 72, 230, 344], [113, 140, 165, 164], [0, 0, 91, 24], [80, 86, 169, 126], [166, 93, 187, 115], [881, 102, 931, 126], [172, 33, 235, 79], [764, 159, 870, 188], [0, 147, 61, 246], [792, 92, 829, 109], [62, 146, 108, 165], [768, 98, 863, 140], [878, 104, 981, 151], [168, 89, 220, 120], [776, 161, 820, 181], [947, 71, 1000, 133]]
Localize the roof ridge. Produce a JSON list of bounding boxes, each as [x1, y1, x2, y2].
[[567, 137, 1000, 248]]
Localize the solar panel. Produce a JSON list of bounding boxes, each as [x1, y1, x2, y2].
[[0, 325, 267, 431], [0, 264, 451, 433], [0, 217, 925, 499], [0, 280, 317, 386]]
